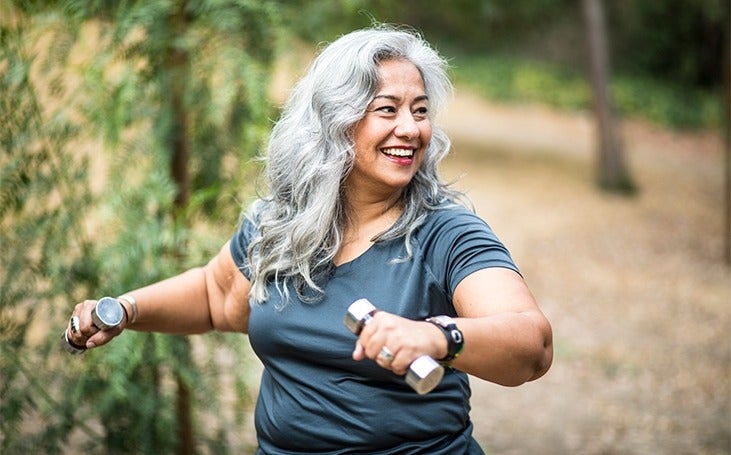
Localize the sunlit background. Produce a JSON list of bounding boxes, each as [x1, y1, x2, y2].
[[1, 1, 728, 453]]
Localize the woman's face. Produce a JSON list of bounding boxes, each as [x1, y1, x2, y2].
[[347, 59, 432, 199]]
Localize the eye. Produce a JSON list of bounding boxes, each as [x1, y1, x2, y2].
[[374, 105, 397, 114], [413, 106, 429, 120]]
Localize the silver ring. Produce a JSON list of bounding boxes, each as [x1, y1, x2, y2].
[[70, 315, 80, 334], [378, 346, 395, 363]]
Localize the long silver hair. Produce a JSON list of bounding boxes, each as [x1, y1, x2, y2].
[[246, 25, 467, 305]]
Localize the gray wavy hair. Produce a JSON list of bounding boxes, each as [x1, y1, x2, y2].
[[246, 25, 467, 305]]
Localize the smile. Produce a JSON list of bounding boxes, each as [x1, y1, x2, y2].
[[381, 147, 414, 158]]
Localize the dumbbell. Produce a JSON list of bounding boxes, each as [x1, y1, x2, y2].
[[344, 298, 444, 395], [61, 296, 125, 354]]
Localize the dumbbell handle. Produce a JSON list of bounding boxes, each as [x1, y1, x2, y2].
[[344, 299, 444, 395]]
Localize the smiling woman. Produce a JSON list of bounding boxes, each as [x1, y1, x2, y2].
[[349, 59, 433, 200], [63, 24, 552, 454]]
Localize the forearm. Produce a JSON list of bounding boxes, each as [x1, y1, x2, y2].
[[68, 244, 249, 351], [122, 267, 214, 334], [448, 312, 553, 386]]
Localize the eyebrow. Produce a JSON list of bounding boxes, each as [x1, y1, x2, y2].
[[372, 94, 429, 103]]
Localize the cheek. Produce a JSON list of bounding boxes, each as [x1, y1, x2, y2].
[[417, 125, 433, 165], [421, 123, 433, 145], [421, 123, 432, 144], [352, 122, 379, 153]]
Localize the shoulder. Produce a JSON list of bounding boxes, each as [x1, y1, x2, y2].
[[229, 200, 266, 273], [413, 202, 519, 288], [411, 202, 504, 264], [235, 199, 268, 240], [416, 203, 491, 240], [432, 202, 482, 222]]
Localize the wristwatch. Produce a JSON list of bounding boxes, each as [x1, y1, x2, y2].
[[426, 315, 464, 363]]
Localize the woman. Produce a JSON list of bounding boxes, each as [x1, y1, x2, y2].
[[65, 26, 553, 454]]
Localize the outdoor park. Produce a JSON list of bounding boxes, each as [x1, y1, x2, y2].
[[439, 86, 727, 454], [2, 1, 729, 454]]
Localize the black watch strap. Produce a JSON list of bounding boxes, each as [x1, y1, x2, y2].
[[426, 315, 464, 362]]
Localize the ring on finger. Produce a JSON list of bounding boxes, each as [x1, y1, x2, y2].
[[378, 346, 395, 363], [70, 315, 80, 334]]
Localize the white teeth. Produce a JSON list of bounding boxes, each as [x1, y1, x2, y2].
[[382, 148, 414, 157]]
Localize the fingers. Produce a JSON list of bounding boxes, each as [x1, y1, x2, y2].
[[352, 312, 424, 376], [352, 339, 404, 373], [86, 324, 123, 349], [65, 300, 96, 349], [75, 300, 101, 337], [66, 299, 123, 351], [377, 346, 396, 367], [352, 341, 366, 361]]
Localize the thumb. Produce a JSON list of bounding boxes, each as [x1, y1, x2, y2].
[[86, 325, 123, 349]]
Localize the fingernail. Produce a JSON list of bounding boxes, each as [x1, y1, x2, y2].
[[86, 341, 96, 349]]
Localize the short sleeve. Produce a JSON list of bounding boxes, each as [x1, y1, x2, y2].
[[420, 206, 520, 295], [229, 215, 258, 280]]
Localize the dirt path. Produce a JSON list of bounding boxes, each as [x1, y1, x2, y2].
[[439, 90, 729, 454]]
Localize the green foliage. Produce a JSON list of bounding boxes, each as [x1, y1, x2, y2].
[[280, 0, 726, 129], [1, 14, 97, 452], [451, 55, 589, 111], [451, 53, 722, 130], [611, 76, 721, 130], [279, 0, 576, 51], [79, 0, 277, 219], [608, 0, 728, 89], [1, 0, 277, 452]]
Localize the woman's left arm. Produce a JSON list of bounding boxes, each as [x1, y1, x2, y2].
[[446, 267, 553, 386]]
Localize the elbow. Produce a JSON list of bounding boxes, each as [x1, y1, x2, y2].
[[499, 349, 553, 387], [502, 320, 554, 387], [501, 347, 553, 388], [528, 338, 553, 382], [461, 312, 554, 387], [525, 320, 554, 383]]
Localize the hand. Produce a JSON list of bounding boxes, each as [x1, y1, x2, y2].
[[65, 299, 125, 351], [351, 311, 446, 375]]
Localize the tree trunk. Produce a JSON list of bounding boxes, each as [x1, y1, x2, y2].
[[582, 0, 635, 194], [166, 1, 195, 454], [724, 23, 730, 265], [169, 4, 190, 213], [175, 339, 195, 455]]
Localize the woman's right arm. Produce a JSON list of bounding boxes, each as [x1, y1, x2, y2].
[[68, 241, 252, 350]]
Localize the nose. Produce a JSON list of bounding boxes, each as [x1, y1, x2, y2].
[[394, 112, 419, 139]]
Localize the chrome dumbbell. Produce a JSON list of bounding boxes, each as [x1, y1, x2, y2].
[[61, 296, 125, 354], [344, 298, 444, 395]]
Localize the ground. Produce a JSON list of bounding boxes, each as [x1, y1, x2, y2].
[[438, 90, 729, 454]]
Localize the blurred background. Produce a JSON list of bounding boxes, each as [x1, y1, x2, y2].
[[1, 1, 729, 453]]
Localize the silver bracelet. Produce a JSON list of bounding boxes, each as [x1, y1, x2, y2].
[[117, 294, 138, 325]]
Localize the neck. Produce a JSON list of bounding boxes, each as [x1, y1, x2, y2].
[[345, 191, 403, 226], [334, 194, 403, 266], [340, 189, 403, 246]]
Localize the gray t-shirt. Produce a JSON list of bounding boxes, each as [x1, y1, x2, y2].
[[230, 203, 518, 454]]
